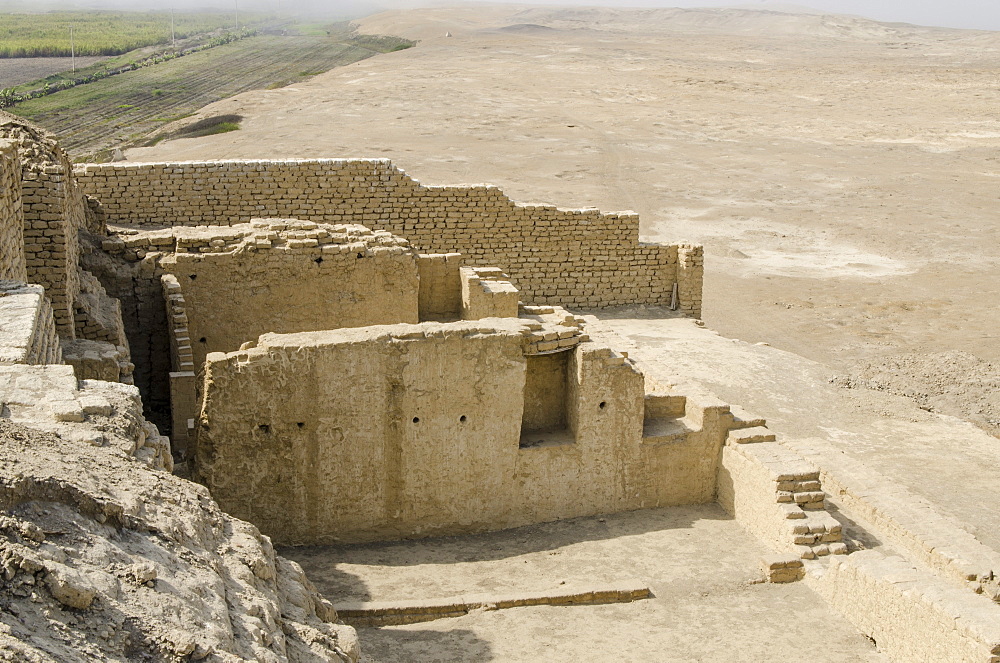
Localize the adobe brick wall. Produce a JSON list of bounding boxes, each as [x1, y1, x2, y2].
[[0, 140, 26, 283], [75, 159, 703, 315]]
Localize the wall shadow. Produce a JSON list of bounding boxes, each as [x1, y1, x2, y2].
[[280, 502, 731, 600], [357, 627, 493, 663]]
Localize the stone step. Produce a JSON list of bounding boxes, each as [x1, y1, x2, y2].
[[726, 425, 776, 445], [728, 405, 766, 429], [643, 392, 686, 419], [642, 416, 697, 444]]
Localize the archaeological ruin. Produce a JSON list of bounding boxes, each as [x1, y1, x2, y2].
[[2, 111, 999, 662]]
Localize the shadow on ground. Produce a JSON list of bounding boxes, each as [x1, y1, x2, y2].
[[279, 503, 732, 601]]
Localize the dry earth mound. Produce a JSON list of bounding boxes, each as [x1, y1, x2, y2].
[[834, 351, 1000, 439], [0, 420, 358, 662]]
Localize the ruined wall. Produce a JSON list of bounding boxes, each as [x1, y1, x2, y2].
[[0, 140, 26, 283], [151, 221, 420, 454], [461, 266, 520, 320], [2, 118, 85, 337], [717, 433, 845, 560], [80, 232, 172, 435], [155, 221, 420, 372], [195, 318, 728, 545], [74, 160, 703, 314], [816, 550, 1000, 663]]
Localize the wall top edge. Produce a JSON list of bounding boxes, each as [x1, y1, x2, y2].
[[208, 319, 533, 364], [0, 280, 44, 296], [69, 158, 650, 221], [74, 158, 397, 171]]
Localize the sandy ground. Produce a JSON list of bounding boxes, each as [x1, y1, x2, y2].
[[126, 5, 1000, 378], [283, 504, 885, 662]]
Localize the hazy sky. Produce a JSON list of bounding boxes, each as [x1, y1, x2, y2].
[[6, 0, 999, 31], [669, 0, 1000, 31]]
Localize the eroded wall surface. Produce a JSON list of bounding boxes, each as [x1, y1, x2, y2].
[[75, 160, 703, 314], [195, 318, 726, 545], [2, 119, 86, 337], [0, 140, 26, 283], [157, 220, 420, 370]]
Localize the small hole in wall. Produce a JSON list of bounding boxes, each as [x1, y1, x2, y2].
[[356, 252, 365, 259], [188, 274, 197, 280], [199, 337, 207, 343], [296, 422, 305, 429], [412, 417, 420, 423], [314, 257, 323, 265], [258, 424, 270, 433], [460, 415, 467, 423], [599, 401, 607, 409]]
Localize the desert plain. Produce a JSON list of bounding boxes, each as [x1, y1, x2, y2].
[[129, 4, 1000, 366], [113, 4, 1000, 660]]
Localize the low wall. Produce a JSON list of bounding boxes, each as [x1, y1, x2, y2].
[[716, 434, 845, 560], [815, 550, 1000, 663], [0, 281, 62, 366], [0, 140, 26, 283], [74, 159, 703, 314], [195, 319, 727, 545]]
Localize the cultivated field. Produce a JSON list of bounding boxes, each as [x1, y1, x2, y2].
[[9, 26, 412, 159], [0, 10, 250, 58], [0, 56, 109, 88]]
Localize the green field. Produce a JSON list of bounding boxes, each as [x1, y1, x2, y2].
[[9, 24, 414, 160], [0, 10, 265, 58]]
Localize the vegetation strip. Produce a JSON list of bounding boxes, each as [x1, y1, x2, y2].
[[0, 10, 258, 58], [7, 26, 415, 160], [0, 30, 257, 109]]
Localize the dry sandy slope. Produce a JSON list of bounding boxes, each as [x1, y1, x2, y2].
[[126, 5, 1000, 376], [0, 419, 359, 662]]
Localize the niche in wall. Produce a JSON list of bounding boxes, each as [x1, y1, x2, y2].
[[519, 351, 573, 448]]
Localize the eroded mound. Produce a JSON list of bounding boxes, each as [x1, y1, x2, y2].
[[0, 419, 358, 663], [833, 351, 1000, 438]]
